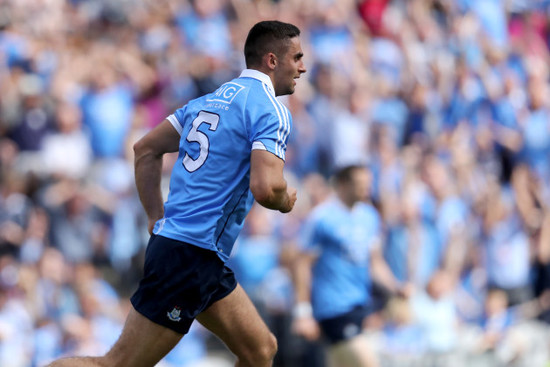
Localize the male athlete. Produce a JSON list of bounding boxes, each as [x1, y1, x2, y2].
[[48, 20, 306, 367], [292, 165, 403, 367]]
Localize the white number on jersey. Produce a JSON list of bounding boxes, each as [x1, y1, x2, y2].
[[183, 111, 220, 172]]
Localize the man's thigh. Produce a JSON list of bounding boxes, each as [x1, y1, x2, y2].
[[329, 334, 379, 367], [46, 309, 183, 367], [196, 284, 274, 357], [104, 307, 183, 367]]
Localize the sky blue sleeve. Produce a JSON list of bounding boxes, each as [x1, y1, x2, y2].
[[167, 105, 188, 135], [250, 106, 292, 161]]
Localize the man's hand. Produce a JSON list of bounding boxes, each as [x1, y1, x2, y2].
[[291, 315, 321, 341], [280, 187, 297, 213], [147, 218, 160, 235]]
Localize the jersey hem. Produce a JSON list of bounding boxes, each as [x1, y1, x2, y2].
[[155, 230, 229, 262]]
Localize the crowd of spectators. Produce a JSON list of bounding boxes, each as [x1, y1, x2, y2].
[[1, 0, 550, 366]]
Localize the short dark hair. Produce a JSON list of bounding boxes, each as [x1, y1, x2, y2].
[[333, 165, 367, 185], [244, 20, 301, 68]]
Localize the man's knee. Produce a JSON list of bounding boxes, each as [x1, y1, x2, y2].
[[256, 332, 278, 362], [264, 332, 278, 360], [240, 332, 278, 365]]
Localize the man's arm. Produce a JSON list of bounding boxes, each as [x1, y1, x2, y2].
[[250, 149, 296, 213], [133, 120, 180, 234], [291, 250, 320, 341], [370, 246, 413, 297]]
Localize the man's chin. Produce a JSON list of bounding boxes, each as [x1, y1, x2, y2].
[[278, 87, 295, 96]]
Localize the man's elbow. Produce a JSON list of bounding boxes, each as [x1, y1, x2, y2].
[[133, 136, 147, 155], [250, 179, 285, 207], [250, 181, 271, 205], [133, 138, 158, 161]]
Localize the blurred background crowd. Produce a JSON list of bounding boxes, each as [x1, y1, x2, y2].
[[1, 0, 550, 366]]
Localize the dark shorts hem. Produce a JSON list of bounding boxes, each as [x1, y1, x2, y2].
[[318, 305, 369, 345]]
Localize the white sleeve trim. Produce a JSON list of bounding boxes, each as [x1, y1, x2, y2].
[[251, 141, 285, 161], [252, 141, 267, 151], [167, 114, 183, 135]]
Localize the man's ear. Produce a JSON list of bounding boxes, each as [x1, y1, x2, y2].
[[264, 52, 277, 70]]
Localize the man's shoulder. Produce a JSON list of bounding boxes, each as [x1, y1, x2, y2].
[[193, 77, 287, 122], [206, 78, 251, 104], [181, 79, 250, 116], [309, 198, 339, 221], [356, 202, 380, 221]]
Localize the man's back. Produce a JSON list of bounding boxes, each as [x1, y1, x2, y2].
[[47, 20, 305, 367], [155, 70, 291, 261]]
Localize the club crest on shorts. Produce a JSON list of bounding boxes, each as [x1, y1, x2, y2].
[[167, 306, 182, 322]]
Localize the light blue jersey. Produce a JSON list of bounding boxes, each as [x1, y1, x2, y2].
[[153, 70, 291, 262], [301, 196, 381, 320]]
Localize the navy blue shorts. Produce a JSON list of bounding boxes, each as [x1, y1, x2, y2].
[[318, 306, 369, 345], [131, 235, 237, 335]]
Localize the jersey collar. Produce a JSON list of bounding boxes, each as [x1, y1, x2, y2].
[[239, 69, 275, 97]]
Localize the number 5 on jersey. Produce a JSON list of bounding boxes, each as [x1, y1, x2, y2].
[[183, 111, 220, 172]]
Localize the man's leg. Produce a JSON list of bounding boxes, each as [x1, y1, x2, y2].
[[47, 307, 183, 367], [196, 284, 277, 367], [328, 334, 379, 367]]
